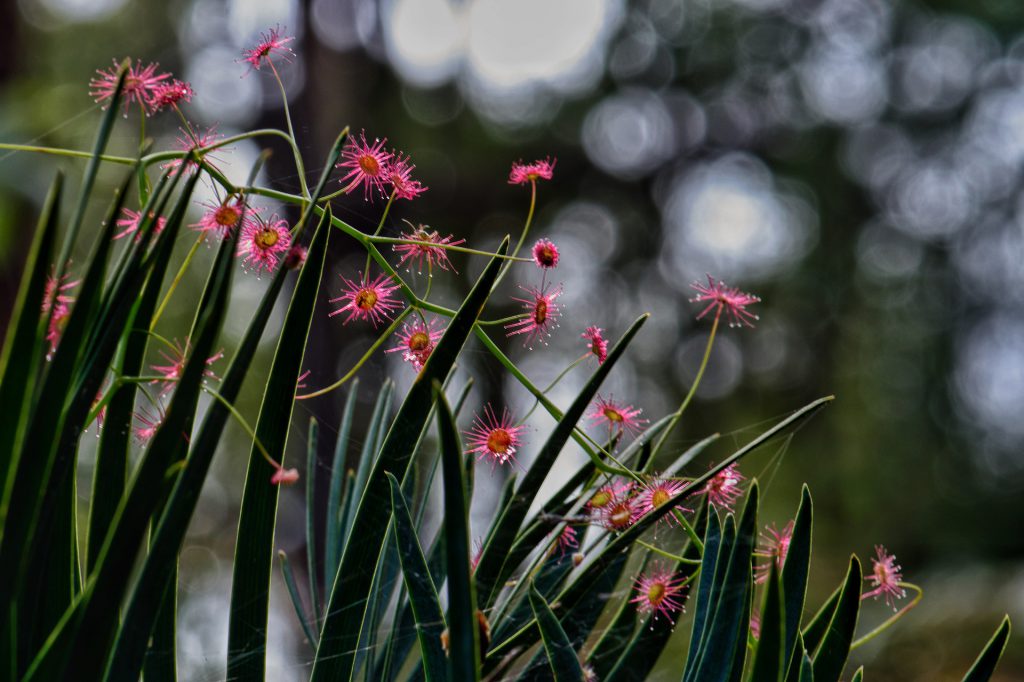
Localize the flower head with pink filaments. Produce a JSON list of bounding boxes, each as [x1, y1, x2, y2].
[[588, 394, 647, 437], [89, 58, 171, 116], [532, 239, 559, 269], [45, 301, 72, 360], [284, 245, 307, 270], [754, 521, 794, 584], [386, 151, 427, 200], [385, 318, 444, 372], [690, 275, 761, 328], [241, 26, 295, 72], [133, 405, 165, 444], [464, 405, 525, 467], [598, 484, 640, 531], [509, 157, 556, 185], [271, 467, 300, 485], [238, 215, 291, 273], [150, 79, 194, 112], [329, 272, 402, 326], [43, 267, 79, 318], [163, 126, 223, 176], [150, 338, 223, 396], [586, 481, 632, 512], [702, 463, 745, 512], [861, 545, 907, 610], [582, 326, 608, 364], [555, 526, 578, 555], [192, 199, 258, 238], [114, 208, 166, 241], [505, 283, 562, 348], [393, 224, 464, 273], [637, 477, 692, 523], [630, 563, 688, 623], [337, 131, 393, 200]]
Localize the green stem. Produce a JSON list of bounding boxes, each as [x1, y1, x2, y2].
[[150, 233, 205, 330], [492, 179, 537, 292], [367, 235, 530, 262], [636, 540, 702, 565], [138, 100, 147, 152], [851, 582, 923, 649], [268, 59, 309, 198], [518, 354, 588, 424], [201, 386, 275, 467], [363, 191, 397, 277], [650, 308, 722, 460]]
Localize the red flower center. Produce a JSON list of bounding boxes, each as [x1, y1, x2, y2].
[[408, 331, 431, 352], [359, 154, 381, 176], [355, 289, 378, 311], [215, 205, 240, 228], [537, 245, 556, 266], [487, 428, 512, 454], [255, 227, 279, 250], [609, 502, 632, 528], [533, 299, 548, 325]]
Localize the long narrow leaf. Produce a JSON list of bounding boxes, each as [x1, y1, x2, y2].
[[961, 617, 1011, 682], [810, 556, 862, 682], [781, 486, 813, 674], [750, 562, 785, 682], [325, 380, 359, 595], [529, 584, 584, 681]]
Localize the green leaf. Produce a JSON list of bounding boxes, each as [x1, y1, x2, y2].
[[798, 588, 841, 665], [325, 380, 359, 596], [529, 583, 584, 682], [387, 473, 447, 681], [749, 562, 785, 682], [798, 648, 813, 682], [961, 616, 1011, 682], [851, 666, 864, 682], [306, 417, 321, 627], [279, 551, 318, 647], [810, 556, 862, 682], [474, 314, 649, 609], [312, 238, 508, 682], [684, 511, 726, 681], [781, 486, 813, 675], [339, 380, 394, 550]]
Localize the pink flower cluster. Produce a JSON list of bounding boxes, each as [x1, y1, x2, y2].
[[336, 131, 427, 201], [89, 58, 192, 116]]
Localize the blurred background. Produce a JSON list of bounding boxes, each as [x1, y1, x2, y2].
[[1, 0, 1023, 679]]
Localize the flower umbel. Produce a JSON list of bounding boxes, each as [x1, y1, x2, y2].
[[630, 563, 688, 623], [690, 274, 761, 328], [385, 318, 444, 372], [505, 283, 562, 348], [702, 463, 745, 512], [238, 215, 292, 273], [337, 131, 393, 200], [241, 26, 295, 71], [464, 405, 524, 467], [393, 224, 464, 273], [582, 326, 608, 363], [509, 157, 556, 185], [754, 521, 794, 584], [328, 272, 403, 326], [861, 545, 907, 610]]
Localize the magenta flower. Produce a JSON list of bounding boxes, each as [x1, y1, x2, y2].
[[386, 151, 427, 200], [328, 272, 402, 326], [531, 238, 559, 269], [582, 326, 608, 364], [586, 481, 632, 512], [630, 563, 688, 623], [284, 245, 307, 270], [271, 466, 300, 486], [45, 301, 71, 361], [89, 58, 171, 116], [637, 478, 692, 523], [750, 609, 762, 640], [132, 405, 165, 444], [754, 521, 794, 584], [690, 274, 761, 328], [150, 79, 194, 112], [336, 131, 393, 200], [238, 215, 291, 273], [192, 199, 257, 237], [464, 405, 525, 467], [241, 26, 295, 71], [598, 485, 640, 531], [555, 526, 579, 555], [505, 283, 562, 348], [115, 208, 166, 241], [150, 338, 223, 396], [385, 318, 444, 372], [588, 394, 647, 437], [163, 125, 223, 176], [393, 225, 464, 273], [509, 157, 556, 185], [702, 463, 745, 512], [42, 266, 79, 318], [861, 545, 907, 610]]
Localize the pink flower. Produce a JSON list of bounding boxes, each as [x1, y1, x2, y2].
[[241, 26, 295, 71], [150, 338, 223, 396], [637, 478, 692, 523], [163, 126, 223, 176], [386, 151, 427, 200], [284, 245, 307, 270], [702, 463, 745, 512], [750, 609, 762, 640], [133, 405, 165, 444], [582, 326, 608, 364], [588, 394, 647, 437], [192, 199, 257, 237], [385, 318, 444, 371], [336, 131, 393, 200], [509, 157, 556, 185], [586, 481, 632, 512], [89, 58, 171, 116], [690, 275, 761, 328], [114, 208, 166, 241], [271, 467, 300, 485], [754, 521, 794, 584], [555, 526, 578, 555], [328, 272, 403, 326], [464, 405, 524, 466], [630, 563, 688, 623], [505, 283, 562, 348], [861, 545, 907, 610], [598, 485, 640, 531], [42, 266, 79, 318], [531, 239, 559, 269], [238, 215, 292, 273], [45, 301, 71, 361], [393, 225, 464, 273], [149, 79, 194, 112]]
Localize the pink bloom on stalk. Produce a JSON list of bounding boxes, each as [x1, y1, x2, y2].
[[531, 239, 559, 269], [89, 58, 171, 115], [385, 318, 444, 372], [702, 463, 745, 512], [163, 126, 223, 176], [336, 131, 393, 200], [393, 225, 464, 273], [149, 79, 194, 112], [588, 394, 647, 436], [630, 563, 688, 623], [284, 245, 307, 270], [238, 215, 291, 273], [42, 267, 79, 317], [754, 521, 794, 584], [464, 405, 524, 467], [582, 326, 608, 364], [508, 157, 556, 185], [192, 199, 257, 238], [861, 545, 907, 610], [114, 208, 166, 241], [241, 26, 295, 71], [555, 526, 578, 555], [386, 151, 427, 200], [505, 283, 562, 348], [45, 302, 71, 360], [689, 275, 761, 328], [150, 338, 223, 396], [598, 485, 640, 531], [133, 405, 165, 444], [637, 478, 692, 523], [328, 272, 402, 326], [271, 466, 300, 485]]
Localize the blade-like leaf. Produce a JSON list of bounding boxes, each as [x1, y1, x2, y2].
[[781, 486, 813, 675], [961, 616, 1011, 682], [810, 556, 862, 682], [749, 562, 785, 682], [529, 584, 584, 682], [279, 550, 318, 647], [306, 417, 320, 627], [325, 380, 359, 594], [851, 667, 864, 682]]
